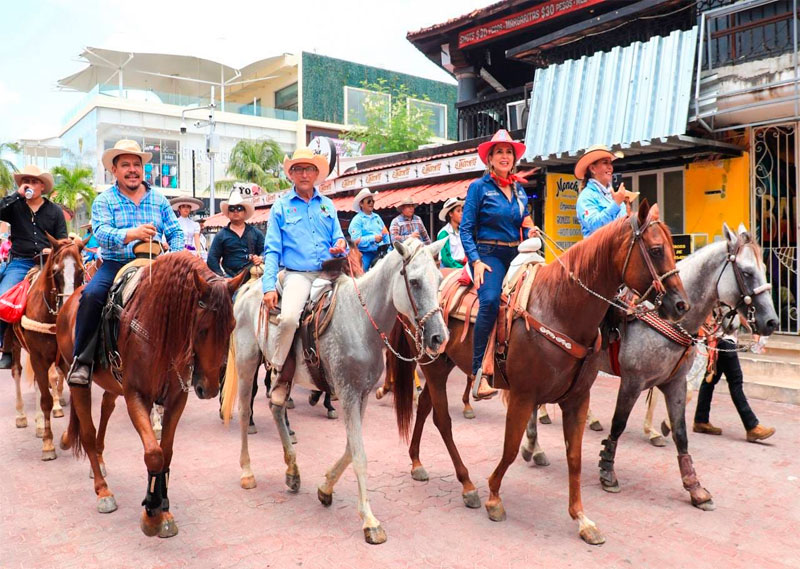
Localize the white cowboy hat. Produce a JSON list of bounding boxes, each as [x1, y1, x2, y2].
[[169, 196, 204, 212], [101, 139, 153, 172], [14, 164, 54, 194], [220, 189, 255, 220], [352, 188, 378, 213], [574, 144, 624, 181], [283, 147, 330, 185], [477, 129, 526, 166], [396, 196, 418, 210], [438, 197, 464, 222]]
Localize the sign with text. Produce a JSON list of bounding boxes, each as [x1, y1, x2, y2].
[[544, 173, 582, 262], [458, 0, 606, 49]]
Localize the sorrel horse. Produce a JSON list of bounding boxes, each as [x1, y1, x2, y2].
[[11, 236, 84, 460], [386, 201, 689, 544], [221, 239, 448, 544], [56, 252, 246, 537]]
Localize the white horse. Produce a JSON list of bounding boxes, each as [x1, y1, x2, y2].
[[222, 238, 448, 544]]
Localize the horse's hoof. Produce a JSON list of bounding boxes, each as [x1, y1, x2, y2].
[[326, 409, 337, 420], [580, 525, 606, 545], [285, 473, 301, 493], [97, 495, 118, 514], [660, 420, 671, 437], [694, 499, 715, 511], [539, 414, 552, 425], [318, 487, 333, 507], [247, 424, 257, 435], [521, 447, 533, 462], [375, 387, 385, 400], [241, 475, 257, 489], [533, 452, 550, 467], [52, 408, 64, 418], [486, 501, 506, 522], [158, 513, 179, 538], [140, 511, 160, 537], [364, 525, 387, 545], [649, 435, 667, 447], [411, 466, 429, 482], [462, 490, 481, 509], [36, 428, 44, 439], [15, 416, 27, 428], [41, 449, 57, 461], [589, 420, 604, 432], [601, 480, 621, 493], [463, 407, 476, 419]]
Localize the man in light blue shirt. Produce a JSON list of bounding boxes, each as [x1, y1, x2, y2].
[[349, 188, 390, 272], [262, 148, 346, 406], [574, 145, 633, 238]]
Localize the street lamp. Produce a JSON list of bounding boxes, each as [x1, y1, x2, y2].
[[181, 85, 218, 216]]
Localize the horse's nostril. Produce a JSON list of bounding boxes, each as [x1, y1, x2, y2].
[[765, 319, 778, 334], [195, 384, 205, 399]]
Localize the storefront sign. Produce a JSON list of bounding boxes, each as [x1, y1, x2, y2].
[[544, 173, 583, 261], [458, 0, 606, 49], [671, 234, 691, 260]]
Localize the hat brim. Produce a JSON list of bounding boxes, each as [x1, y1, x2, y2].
[[396, 201, 417, 211], [170, 197, 204, 212], [574, 149, 623, 180], [283, 154, 330, 185], [352, 190, 378, 213], [13, 172, 54, 194], [102, 148, 153, 172], [477, 139, 527, 166], [220, 202, 255, 220], [438, 199, 464, 222]]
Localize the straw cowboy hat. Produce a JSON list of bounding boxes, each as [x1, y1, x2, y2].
[[283, 147, 330, 185], [396, 197, 418, 211], [352, 188, 378, 213], [438, 197, 464, 222], [574, 144, 624, 181], [169, 196, 204, 212], [101, 139, 152, 172], [13, 164, 54, 194], [220, 189, 255, 220], [477, 129, 526, 166]]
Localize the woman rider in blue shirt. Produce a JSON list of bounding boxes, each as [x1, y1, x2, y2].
[[461, 129, 539, 400]]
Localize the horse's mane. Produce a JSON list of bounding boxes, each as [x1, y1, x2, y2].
[[534, 216, 628, 299], [125, 252, 233, 375]]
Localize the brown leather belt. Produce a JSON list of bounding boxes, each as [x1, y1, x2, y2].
[[476, 239, 520, 247]]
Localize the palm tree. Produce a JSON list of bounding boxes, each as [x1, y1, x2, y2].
[[226, 138, 290, 192], [50, 165, 97, 226], [0, 142, 21, 192]]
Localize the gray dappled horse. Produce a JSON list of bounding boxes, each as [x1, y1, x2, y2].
[[222, 238, 448, 544], [521, 223, 778, 510]]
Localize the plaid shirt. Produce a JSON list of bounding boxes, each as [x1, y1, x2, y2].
[[389, 214, 431, 245], [92, 182, 184, 262]]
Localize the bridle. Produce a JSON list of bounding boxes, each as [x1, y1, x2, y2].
[[714, 237, 771, 331], [41, 245, 84, 316], [620, 214, 680, 309]]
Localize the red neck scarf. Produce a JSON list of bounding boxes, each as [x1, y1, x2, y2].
[[491, 172, 522, 187]]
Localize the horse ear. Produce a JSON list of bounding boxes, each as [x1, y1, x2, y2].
[[394, 240, 408, 259], [722, 222, 736, 246], [226, 268, 248, 296], [193, 269, 210, 296], [737, 223, 752, 243], [46, 232, 60, 249], [426, 237, 447, 261], [637, 198, 650, 225]]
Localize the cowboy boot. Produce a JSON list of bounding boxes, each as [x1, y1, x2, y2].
[[472, 373, 498, 401], [693, 422, 722, 435], [746, 424, 775, 443], [269, 354, 296, 407]]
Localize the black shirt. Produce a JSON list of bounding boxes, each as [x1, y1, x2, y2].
[[207, 223, 265, 277], [0, 193, 68, 259]]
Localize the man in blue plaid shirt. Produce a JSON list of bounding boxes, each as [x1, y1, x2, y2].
[[67, 139, 183, 386]]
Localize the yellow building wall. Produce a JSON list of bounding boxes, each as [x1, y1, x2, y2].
[[543, 173, 582, 262], [683, 153, 750, 242]]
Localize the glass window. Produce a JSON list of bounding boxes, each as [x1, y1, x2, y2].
[[345, 86, 390, 127], [275, 83, 297, 112], [103, 137, 180, 190], [663, 170, 684, 233], [639, 173, 658, 209], [408, 98, 447, 139]]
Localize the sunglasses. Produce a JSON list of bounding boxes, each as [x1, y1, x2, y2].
[[362, 199, 374, 204], [290, 165, 319, 175], [228, 205, 246, 212]]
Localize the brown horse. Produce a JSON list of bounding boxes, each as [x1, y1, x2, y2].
[[56, 252, 246, 537], [11, 236, 84, 461], [387, 201, 689, 544]]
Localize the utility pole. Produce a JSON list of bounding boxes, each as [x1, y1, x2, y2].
[[181, 85, 218, 216]]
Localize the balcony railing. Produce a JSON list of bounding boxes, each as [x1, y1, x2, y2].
[[456, 86, 528, 141]]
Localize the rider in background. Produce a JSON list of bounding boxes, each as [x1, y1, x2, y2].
[[349, 188, 390, 272], [437, 197, 465, 269], [389, 198, 431, 245], [574, 145, 635, 238], [170, 196, 204, 254], [461, 129, 538, 401], [66, 139, 183, 386], [207, 191, 263, 278]]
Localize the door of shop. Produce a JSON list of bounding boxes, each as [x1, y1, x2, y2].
[[751, 124, 799, 334]]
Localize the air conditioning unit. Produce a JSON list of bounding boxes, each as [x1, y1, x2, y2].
[[506, 100, 528, 131]]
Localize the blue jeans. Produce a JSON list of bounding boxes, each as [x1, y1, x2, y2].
[[73, 259, 124, 362], [471, 244, 517, 376], [361, 250, 377, 273], [0, 258, 36, 348]]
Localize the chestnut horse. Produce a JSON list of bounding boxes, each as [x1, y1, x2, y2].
[[12, 236, 84, 461], [387, 201, 689, 544], [56, 252, 246, 537]]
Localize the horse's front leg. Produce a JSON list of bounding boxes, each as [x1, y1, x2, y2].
[[462, 374, 475, 419], [599, 377, 643, 493], [49, 364, 64, 418], [32, 359, 56, 461], [92, 391, 117, 479], [521, 407, 549, 466], [562, 392, 605, 545], [236, 352, 260, 489], [660, 379, 714, 511]]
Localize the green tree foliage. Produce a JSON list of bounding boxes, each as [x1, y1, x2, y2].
[[50, 165, 97, 220], [344, 79, 434, 154], [226, 138, 290, 193], [0, 142, 21, 192]]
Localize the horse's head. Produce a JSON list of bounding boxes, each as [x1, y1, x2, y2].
[[390, 238, 449, 356], [717, 223, 778, 336], [46, 234, 85, 304], [619, 200, 689, 321], [188, 267, 248, 399]]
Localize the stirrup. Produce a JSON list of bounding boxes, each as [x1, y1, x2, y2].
[[472, 372, 498, 401]]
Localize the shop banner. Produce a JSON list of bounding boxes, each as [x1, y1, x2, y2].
[[671, 234, 692, 261], [544, 173, 583, 262]]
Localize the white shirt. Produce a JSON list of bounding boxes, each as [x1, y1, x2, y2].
[[177, 216, 201, 249]]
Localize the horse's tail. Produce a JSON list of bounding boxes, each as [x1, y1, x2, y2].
[[66, 394, 83, 458], [388, 319, 417, 442], [221, 335, 238, 425]]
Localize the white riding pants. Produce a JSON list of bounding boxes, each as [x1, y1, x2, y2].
[[271, 270, 319, 370]]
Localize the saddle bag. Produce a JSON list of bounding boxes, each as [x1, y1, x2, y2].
[[0, 278, 32, 324]]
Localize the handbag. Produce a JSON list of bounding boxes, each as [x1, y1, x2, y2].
[[0, 278, 32, 323]]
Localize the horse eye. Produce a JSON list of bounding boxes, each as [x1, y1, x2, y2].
[[198, 328, 208, 340], [649, 247, 663, 258]]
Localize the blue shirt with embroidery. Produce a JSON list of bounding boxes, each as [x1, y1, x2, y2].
[[262, 187, 346, 292], [575, 178, 626, 237], [349, 211, 390, 253], [460, 173, 529, 264], [91, 181, 184, 262]]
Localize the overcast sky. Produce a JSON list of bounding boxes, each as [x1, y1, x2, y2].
[[0, 0, 489, 143]]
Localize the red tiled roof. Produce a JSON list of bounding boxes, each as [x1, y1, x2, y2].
[[407, 0, 512, 40]]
